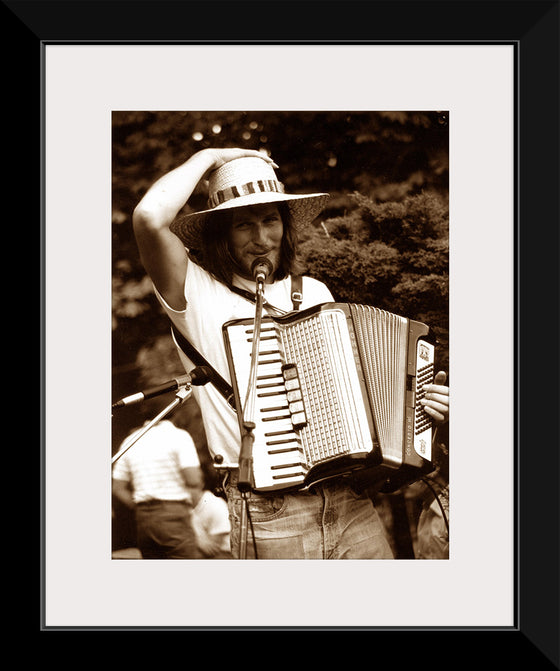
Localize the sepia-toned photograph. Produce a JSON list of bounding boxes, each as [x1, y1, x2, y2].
[[110, 110, 450, 561]]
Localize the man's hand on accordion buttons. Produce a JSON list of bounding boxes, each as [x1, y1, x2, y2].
[[421, 371, 449, 424]]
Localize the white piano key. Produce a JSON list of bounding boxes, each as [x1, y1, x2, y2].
[[260, 416, 294, 433], [264, 449, 304, 470]]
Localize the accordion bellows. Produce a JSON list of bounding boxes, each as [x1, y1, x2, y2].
[[223, 302, 435, 492]]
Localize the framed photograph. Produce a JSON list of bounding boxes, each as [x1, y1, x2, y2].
[[30, 0, 558, 659]]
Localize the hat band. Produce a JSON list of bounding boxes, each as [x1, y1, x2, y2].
[[208, 179, 286, 209]]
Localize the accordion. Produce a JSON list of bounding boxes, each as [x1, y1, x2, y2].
[[223, 302, 436, 493]]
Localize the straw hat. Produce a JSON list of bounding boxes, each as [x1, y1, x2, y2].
[[170, 156, 329, 249]]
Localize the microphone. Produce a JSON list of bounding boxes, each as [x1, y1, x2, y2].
[[112, 366, 212, 409], [251, 256, 273, 285]]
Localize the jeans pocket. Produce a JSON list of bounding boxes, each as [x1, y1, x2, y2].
[[226, 483, 287, 522], [246, 494, 286, 521]]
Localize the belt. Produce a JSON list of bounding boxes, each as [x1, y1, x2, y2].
[[136, 498, 191, 507]]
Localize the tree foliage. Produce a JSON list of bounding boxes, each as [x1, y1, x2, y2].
[[299, 190, 449, 371]]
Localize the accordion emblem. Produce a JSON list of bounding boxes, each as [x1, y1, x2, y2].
[[223, 302, 436, 492]]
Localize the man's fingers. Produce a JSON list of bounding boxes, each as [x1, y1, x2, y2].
[[422, 391, 449, 404], [422, 404, 447, 423]]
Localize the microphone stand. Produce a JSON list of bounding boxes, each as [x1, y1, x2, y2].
[[111, 386, 193, 466], [236, 270, 267, 559]]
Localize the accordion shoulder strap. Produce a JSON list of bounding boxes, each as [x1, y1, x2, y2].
[[227, 274, 303, 311], [171, 325, 237, 411], [290, 274, 303, 311]]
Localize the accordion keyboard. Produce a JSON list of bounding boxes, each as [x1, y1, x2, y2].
[[227, 321, 309, 490], [223, 303, 434, 492]]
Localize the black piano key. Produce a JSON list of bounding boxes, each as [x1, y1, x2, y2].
[[245, 335, 277, 342], [255, 359, 283, 367], [267, 446, 303, 455], [264, 429, 296, 437], [272, 470, 307, 481], [266, 439, 300, 447], [271, 462, 305, 471], [262, 414, 292, 422]]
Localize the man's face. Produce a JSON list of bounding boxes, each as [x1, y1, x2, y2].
[[228, 203, 284, 282]]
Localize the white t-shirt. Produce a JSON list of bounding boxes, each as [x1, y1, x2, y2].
[[192, 490, 231, 553], [112, 420, 201, 503], [155, 260, 334, 465]]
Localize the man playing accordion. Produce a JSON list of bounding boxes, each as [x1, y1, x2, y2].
[[132, 147, 450, 559]]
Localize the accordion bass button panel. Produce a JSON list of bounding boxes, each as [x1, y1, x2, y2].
[[413, 339, 435, 460]]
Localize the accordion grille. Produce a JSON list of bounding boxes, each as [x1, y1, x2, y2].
[[279, 308, 373, 466]]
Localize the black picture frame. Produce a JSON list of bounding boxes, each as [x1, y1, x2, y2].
[[25, 0, 558, 663]]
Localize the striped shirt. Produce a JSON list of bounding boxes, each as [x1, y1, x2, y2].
[[112, 420, 200, 504]]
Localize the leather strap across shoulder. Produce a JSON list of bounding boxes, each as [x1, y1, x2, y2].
[[290, 274, 303, 311], [171, 325, 236, 410]]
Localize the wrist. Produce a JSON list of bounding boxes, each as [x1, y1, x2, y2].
[[190, 148, 219, 177]]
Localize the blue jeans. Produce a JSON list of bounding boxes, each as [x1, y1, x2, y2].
[[225, 474, 394, 559]]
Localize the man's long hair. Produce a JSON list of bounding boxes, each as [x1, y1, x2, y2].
[[188, 202, 304, 286]]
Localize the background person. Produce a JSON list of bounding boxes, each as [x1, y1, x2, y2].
[[112, 417, 204, 559], [191, 489, 232, 559]]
